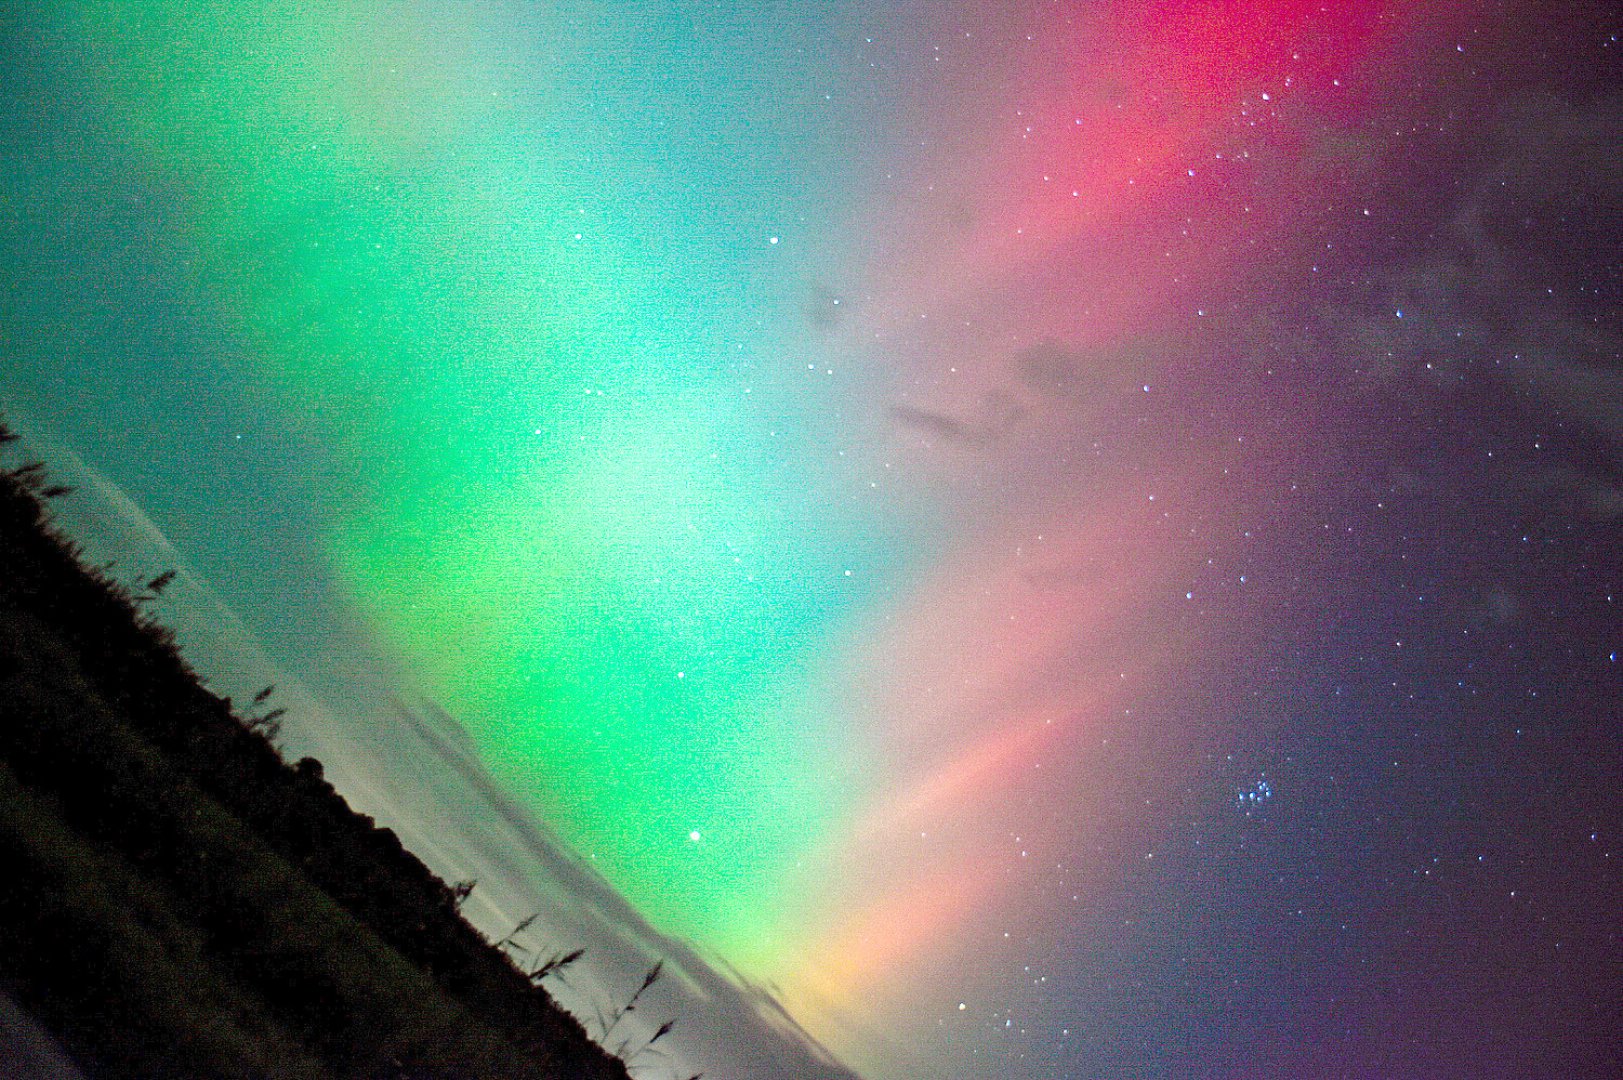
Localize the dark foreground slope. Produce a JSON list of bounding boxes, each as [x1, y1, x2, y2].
[[0, 429, 630, 1080]]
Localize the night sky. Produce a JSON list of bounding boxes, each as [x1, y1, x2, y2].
[[2, 2, 1620, 1078]]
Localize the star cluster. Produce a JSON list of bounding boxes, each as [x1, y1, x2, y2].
[[1, 2, 1618, 1077]]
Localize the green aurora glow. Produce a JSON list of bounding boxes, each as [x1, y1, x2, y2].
[[20, 0, 924, 958]]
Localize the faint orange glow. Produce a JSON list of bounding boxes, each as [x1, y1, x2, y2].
[[788, 862, 999, 1011]]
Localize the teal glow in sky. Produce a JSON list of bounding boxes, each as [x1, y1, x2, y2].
[[7, 0, 936, 965], [7, 3, 1622, 1079]]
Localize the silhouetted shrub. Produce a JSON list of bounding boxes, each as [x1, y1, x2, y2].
[[0, 421, 631, 1080]]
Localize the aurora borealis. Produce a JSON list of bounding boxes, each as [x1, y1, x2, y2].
[[4, 2, 1620, 1077]]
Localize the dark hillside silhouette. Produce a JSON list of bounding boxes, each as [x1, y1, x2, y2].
[[0, 421, 633, 1079]]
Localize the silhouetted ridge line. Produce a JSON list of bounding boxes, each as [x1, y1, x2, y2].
[[0, 419, 632, 1080]]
